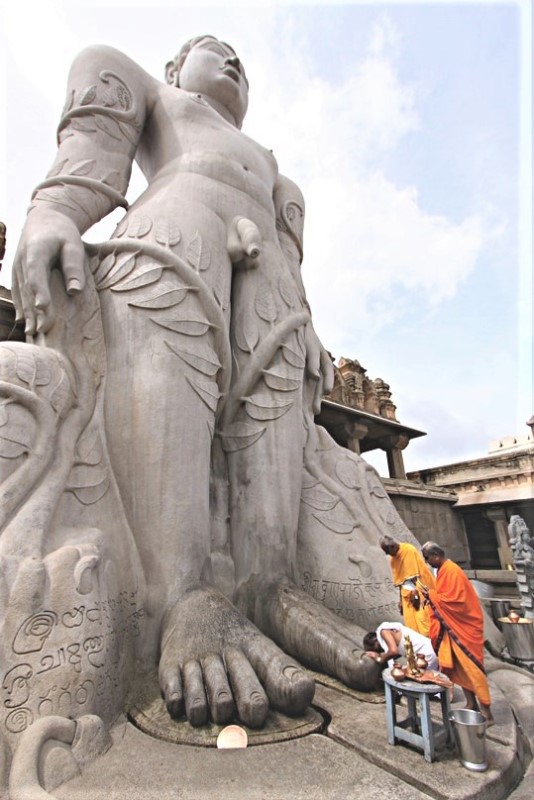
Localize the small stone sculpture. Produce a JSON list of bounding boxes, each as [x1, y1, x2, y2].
[[507, 516, 534, 620]]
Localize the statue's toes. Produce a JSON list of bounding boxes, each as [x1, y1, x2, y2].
[[158, 647, 184, 718], [224, 646, 268, 729], [243, 636, 315, 716], [201, 653, 235, 725], [183, 660, 209, 727], [335, 644, 382, 691]]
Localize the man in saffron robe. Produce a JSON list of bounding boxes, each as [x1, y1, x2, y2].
[[380, 536, 435, 636], [421, 541, 493, 725]]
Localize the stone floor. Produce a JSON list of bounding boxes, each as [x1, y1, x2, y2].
[[49, 668, 533, 800]]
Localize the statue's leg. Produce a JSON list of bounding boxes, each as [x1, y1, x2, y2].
[[93, 239, 314, 724]]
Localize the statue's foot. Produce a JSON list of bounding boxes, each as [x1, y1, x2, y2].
[[158, 584, 314, 728], [253, 580, 382, 691]]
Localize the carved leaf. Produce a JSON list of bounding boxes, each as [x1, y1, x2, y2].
[[79, 85, 97, 105], [75, 427, 102, 465], [244, 395, 293, 422], [301, 471, 319, 490], [312, 513, 356, 535], [278, 275, 296, 308], [111, 265, 163, 292], [71, 481, 110, 506], [118, 121, 139, 146], [128, 283, 195, 310], [95, 115, 123, 141], [0, 401, 8, 427], [0, 436, 28, 459], [68, 465, 108, 489], [186, 376, 220, 412], [114, 217, 129, 237], [281, 343, 306, 369], [49, 371, 73, 414], [155, 220, 182, 247], [82, 308, 104, 342], [47, 159, 68, 179], [165, 342, 221, 376], [262, 368, 300, 392], [102, 170, 123, 189], [92, 252, 117, 285], [69, 119, 97, 133], [69, 159, 96, 177], [151, 316, 213, 337], [15, 353, 51, 387], [336, 459, 362, 490], [301, 488, 339, 512], [255, 288, 278, 324], [127, 216, 152, 239], [234, 310, 260, 353], [96, 252, 138, 291], [186, 231, 211, 272], [219, 421, 266, 453], [67, 463, 109, 505]]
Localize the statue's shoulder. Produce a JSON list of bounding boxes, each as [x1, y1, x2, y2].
[[69, 44, 157, 91], [274, 173, 305, 209]]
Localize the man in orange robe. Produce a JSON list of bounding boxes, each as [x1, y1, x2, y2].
[[421, 541, 493, 724], [380, 536, 435, 636]]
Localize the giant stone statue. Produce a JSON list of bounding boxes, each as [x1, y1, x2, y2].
[[1, 36, 419, 764]]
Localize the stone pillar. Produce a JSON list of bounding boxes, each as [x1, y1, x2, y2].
[[485, 506, 514, 569], [380, 434, 409, 480], [344, 422, 369, 455]]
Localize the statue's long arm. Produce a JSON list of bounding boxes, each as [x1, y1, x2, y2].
[[12, 45, 150, 335], [274, 173, 334, 410]]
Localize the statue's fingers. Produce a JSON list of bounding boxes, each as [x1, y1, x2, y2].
[[242, 636, 314, 716], [11, 256, 36, 336], [224, 646, 268, 729], [61, 239, 86, 295], [10, 272, 24, 325], [201, 653, 235, 725], [183, 660, 209, 727], [23, 241, 54, 334], [158, 652, 184, 719]]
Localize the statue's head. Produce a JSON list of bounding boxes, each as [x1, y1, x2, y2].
[[165, 35, 249, 128]]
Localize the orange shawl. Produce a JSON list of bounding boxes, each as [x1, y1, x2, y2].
[[390, 542, 435, 591], [389, 542, 435, 636], [428, 559, 489, 703]]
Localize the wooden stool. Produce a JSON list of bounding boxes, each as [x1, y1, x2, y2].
[[383, 669, 454, 763]]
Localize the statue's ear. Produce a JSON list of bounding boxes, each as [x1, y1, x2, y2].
[[165, 60, 178, 86]]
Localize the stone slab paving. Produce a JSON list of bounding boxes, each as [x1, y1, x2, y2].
[[54, 723, 435, 800], [50, 674, 530, 800], [313, 683, 524, 800]]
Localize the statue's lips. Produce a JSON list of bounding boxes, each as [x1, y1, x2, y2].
[[220, 66, 240, 83]]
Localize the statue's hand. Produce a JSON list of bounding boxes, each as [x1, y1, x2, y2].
[[304, 323, 335, 414], [12, 211, 86, 335]]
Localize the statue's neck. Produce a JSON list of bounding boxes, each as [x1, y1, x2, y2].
[[202, 94, 239, 129]]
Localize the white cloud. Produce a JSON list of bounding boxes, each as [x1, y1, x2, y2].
[[243, 17, 493, 356]]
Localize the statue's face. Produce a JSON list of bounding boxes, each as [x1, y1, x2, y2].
[[179, 37, 249, 127]]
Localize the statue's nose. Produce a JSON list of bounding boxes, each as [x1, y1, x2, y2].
[[225, 55, 241, 70]]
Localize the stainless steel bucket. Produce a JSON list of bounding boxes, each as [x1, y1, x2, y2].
[[449, 709, 487, 771], [499, 618, 534, 660]]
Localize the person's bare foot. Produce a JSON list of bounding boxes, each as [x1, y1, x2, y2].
[[158, 584, 315, 728], [249, 579, 382, 691]]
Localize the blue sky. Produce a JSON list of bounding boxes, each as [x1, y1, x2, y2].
[[1, 0, 531, 473]]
